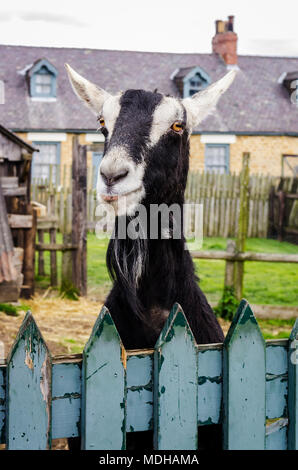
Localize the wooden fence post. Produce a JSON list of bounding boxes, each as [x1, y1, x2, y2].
[[49, 193, 57, 287], [234, 153, 250, 300], [72, 137, 87, 296], [277, 190, 286, 242], [22, 205, 37, 298], [154, 303, 198, 450], [37, 229, 45, 276], [224, 239, 236, 289]]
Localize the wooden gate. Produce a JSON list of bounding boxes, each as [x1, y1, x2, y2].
[[0, 301, 297, 450]]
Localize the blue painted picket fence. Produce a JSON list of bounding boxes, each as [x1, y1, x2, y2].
[[0, 300, 297, 450]]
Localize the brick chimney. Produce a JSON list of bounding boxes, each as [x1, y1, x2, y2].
[[212, 16, 238, 66]]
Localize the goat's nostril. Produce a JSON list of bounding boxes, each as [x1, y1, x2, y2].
[[113, 170, 129, 183], [100, 169, 129, 186]]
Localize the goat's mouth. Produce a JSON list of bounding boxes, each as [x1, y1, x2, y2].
[[100, 186, 142, 203]]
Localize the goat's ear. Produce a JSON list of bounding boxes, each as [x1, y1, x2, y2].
[[65, 63, 111, 115], [182, 70, 237, 129]]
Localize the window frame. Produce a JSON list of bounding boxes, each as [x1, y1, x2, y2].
[[29, 59, 58, 98], [183, 66, 211, 98], [204, 143, 230, 174], [92, 151, 104, 189], [32, 141, 61, 184]]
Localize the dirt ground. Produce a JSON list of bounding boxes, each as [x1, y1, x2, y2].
[[0, 292, 233, 359], [1, 291, 297, 360], [0, 293, 102, 358]]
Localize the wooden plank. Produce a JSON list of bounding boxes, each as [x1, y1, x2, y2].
[[126, 353, 153, 432], [49, 228, 57, 287], [81, 306, 126, 450], [1, 186, 26, 197], [37, 217, 59, 231], [0, 366, 5, 443], [37, 230, 45, 276], [52, 362, 81, 439], [6, 312, 52, 449], [235, 153, 250, 299], [7, 214, 32, 229], [288, 319, 298, 449], [36, 243, 77, 251], [266, 344, 288, 420], [22, 205, 37, 298], [191, 250, 298, 263], [154, 303, 198, 450], [266, 418, 288, 450], [72, 137, 87, 296], [197, 347, 222, 425], [223, 300, 266, 449]]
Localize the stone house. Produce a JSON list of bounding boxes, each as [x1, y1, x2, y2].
[[0, 16, 298, 184]]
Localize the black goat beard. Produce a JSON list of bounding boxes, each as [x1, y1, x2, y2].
[[106, 215, 149, 324]]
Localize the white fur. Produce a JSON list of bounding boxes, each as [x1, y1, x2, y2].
[[148, 96, 184, 147], [101, 94, 122, 136], [97, 146, 146, 216], [65, 63, 111, 115]]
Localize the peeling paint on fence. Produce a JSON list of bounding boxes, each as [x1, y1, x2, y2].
[[0, 302, 297, 450], [81, 306, 126, 450], [6, 312, 52, 450], [223, 300, 266, 450], [154, 303, 198, 450]]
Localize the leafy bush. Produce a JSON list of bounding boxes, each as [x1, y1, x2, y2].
[[214, 287, 239, 321]]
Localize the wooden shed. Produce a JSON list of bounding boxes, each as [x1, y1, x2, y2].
[[0, 125, 38, 301]]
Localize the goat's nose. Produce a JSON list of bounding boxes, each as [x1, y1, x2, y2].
[[100, 167, 129, 186]]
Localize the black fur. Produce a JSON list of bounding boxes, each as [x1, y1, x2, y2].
[[103, 89, 224, 349]]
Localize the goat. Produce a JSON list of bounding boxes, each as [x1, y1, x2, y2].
[[66, 64, 236, 350], [66, 64, 236, 451]]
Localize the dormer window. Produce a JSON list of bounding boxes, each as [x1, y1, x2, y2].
[[172, 66, 211, 98], [280, 71, 298, 105], [28, 59, 57, 99]]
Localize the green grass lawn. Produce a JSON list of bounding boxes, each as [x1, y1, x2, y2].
[[34, 233, 297, 340], [37, 233, 298, 307]]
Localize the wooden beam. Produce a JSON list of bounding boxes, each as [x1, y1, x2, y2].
[[72, 137, 87, 296], [7, 214, 33, 229], [2, 186, 26, 197], [36, 243, 78, 252], [191, 250, 298, 263]]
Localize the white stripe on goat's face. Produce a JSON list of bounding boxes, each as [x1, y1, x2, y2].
[[65, 64, 236, 216], [96, 89, 184, 216], [148, 96, 185, 147]]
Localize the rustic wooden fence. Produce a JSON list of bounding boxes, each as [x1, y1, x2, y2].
[[32, 164, 97, 233], [34, 137, 87, 294], [268, 176, 298, 243], [31, 166, 279, 238], [0, 300, 297, 450], [184, 171, 277, 238]]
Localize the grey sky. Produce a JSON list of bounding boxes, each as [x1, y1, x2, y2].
[[0, 0, 297, 56]]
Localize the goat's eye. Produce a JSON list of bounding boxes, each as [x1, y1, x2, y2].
[[171, 121, 184, 133], [98, 117, 105, 127]]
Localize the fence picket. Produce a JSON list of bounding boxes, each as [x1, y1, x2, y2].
[[81, 306, 126, 450], [6, 312, 52, 449], [154, 303, 198, 450], [288, 319, 298, 449], [223, 300, 266, 449]]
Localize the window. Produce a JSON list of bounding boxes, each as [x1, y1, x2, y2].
[[34, 67, 53, 96], [183, 67, 210, 98], [92, 151, 104, 188], [205, 144, 229, 174], [29, 59, 57, 98], [32, 142, 60, 184]]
